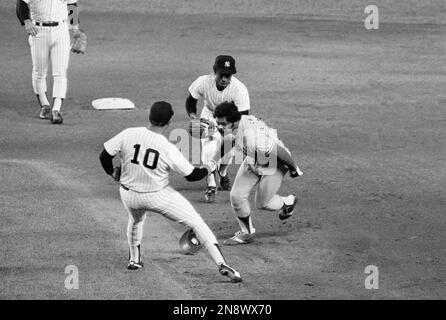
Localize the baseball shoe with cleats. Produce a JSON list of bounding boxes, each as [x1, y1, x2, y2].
[[218, 263, 242, 283], [279, 195, 298, 221], [218, 173, 232, 191], [127, 244, 143, 270], [50, 110, 63, 124], [224, 231, 255, 245], [204, 186, 216, 203], [39, 105, 51, 119], [127, 260, 144, 270]]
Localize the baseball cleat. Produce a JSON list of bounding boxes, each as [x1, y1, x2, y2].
[[50, 110, 63, 124], [279, 195, 298, 220], [223, 231, 255, 245], [218, 263, 242, 283], [39, 105, 51, 119], [204, 186, 216, 203], [127, 260, 144, 270], [218, 174, 232, 191]]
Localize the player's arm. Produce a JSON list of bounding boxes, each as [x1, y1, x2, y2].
[[17, 0, 38, 36], [168, 144, 211, 181], [99, 148, 115, 175], [16, 0, 30, 26], [268, 144, 303, 177], [233, 83, 250, 114], [99, 148, 122, 182], [206, 133, 235, 169], [185, 94, 198, 119], [100, 130, 125, 180], [185, 167, 209, 181], [186, 76, 206, 119], [219, 133, 236, 159], [68, 1, 80, 30]]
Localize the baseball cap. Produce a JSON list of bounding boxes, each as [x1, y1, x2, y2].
[[214, 55, 236, 75], [149, 101, 174, 125]]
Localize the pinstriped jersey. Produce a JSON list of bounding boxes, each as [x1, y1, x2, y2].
[[23, 0, 77, 22], [235, 115, 289, 175], [104, 127, 194, 192], [235, 115, 278, 156], [189, 74, 250, 113]]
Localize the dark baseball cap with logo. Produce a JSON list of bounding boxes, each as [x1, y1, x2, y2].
[[213, 55, 236, 75], [149, 101, 174, 126]]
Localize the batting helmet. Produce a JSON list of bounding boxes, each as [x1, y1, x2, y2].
[[179, 228, 203, 255]]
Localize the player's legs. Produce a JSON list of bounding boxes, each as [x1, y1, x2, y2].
[[119, 188, 147, 264], [229, 161, 260, 236], [201, 136, 220, 188], [50, 23, 70, 111], [119, 186, 241, 280], [152, 187, 228, 265], [255, 167, 296, 214], [200, 108, 221, 200], [217, 136, 236, 191], [120, 186, 224, 263], [126, 209, 146, 262], [29, 31, 50, 106], [218, 139, 236, 176]]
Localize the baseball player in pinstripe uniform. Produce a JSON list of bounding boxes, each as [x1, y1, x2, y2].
[[212, 102, 303, 245], [16, 0, 83, 124], [185, 55, 250, 202], [99, 101, 242, 283]]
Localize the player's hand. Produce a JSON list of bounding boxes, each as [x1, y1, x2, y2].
[[111, 166, 121, 182], [200, 118, 215, 131], [24, 20, 38, 37], [289, 167, 303, 178], [203, 160, 217, 173]]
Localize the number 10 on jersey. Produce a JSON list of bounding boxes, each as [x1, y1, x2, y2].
[[131, 144, 159, 169]]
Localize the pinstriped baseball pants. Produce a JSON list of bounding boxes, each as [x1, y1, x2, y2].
[[119, 185, 218, 249], [28, 22, 70, 99]]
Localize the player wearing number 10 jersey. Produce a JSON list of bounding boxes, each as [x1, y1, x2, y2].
[[99, 101, 242, 283]]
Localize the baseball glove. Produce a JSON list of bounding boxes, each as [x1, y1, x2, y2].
[[187, 118, 215, 139], [70, 29, 87, 54]]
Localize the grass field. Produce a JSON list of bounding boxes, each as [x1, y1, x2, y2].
[[0, 1, 445, 300]]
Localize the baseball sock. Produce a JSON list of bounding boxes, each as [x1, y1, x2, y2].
[[206, 243, 226, 266], [207, 171, 217, 188], [36, 94, 50, 107], [52, 98, 63, 112], [129, 245, 140, 262], [218, 164, 228, 177], [282, 195, 295, 206], [237, 216, 255, 234]]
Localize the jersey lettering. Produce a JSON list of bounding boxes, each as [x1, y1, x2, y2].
[[131, 144, 141, 164], [143, 149, 159, 169], [131, 144, 159, 170]]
